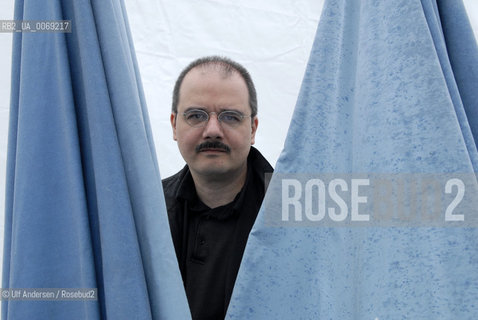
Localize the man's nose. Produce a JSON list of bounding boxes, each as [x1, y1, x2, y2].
[[202, 113, 224, 139]]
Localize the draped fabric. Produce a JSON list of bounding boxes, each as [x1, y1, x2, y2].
[[2, 0, 189, 319], [228, 0, 478, 319]]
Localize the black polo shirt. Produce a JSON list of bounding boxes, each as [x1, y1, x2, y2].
[[162, 147, 273, 319]]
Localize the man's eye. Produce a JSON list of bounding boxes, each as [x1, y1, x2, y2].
[[220, 112, 242, 123], [187, 111, 207, 121]]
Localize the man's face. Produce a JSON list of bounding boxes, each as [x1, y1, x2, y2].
[[171, 67, 258, 179]]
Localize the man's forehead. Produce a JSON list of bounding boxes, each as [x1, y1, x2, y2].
[[177, 71, 248, 110]]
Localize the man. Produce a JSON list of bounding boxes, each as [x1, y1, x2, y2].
[[162, 56, 273, 319]]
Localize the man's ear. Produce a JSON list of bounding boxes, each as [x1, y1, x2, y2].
[[171, 113, 177, 141], [251, 116, 258, 145]]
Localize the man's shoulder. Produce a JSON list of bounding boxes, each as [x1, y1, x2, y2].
[[249, 146, 274, 176], [162, 165, 189, 198]]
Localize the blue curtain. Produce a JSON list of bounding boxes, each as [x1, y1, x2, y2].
[[3, 0, 189, 319], [228, 0, 478, 318]]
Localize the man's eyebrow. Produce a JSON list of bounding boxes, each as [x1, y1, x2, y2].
[[218, 107, 245, 113], [184, 106, 244, 113], [184, 106, 206, 112]]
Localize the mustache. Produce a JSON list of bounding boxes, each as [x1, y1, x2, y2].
[[195, 141, 231, 153]]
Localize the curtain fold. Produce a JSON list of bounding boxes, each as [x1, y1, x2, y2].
[[228, 0, 478, 318], [2, 0, 190, 319]]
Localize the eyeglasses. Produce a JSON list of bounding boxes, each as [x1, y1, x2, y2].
[[182, 109, 251, 128]]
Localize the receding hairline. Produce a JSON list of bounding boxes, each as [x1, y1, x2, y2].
[[183, 61, 244, 81]]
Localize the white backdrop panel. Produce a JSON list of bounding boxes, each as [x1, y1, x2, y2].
[[124, 0, 324, 177]]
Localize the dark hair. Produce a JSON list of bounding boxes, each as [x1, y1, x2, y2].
[[172, 56, 258, 117]]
